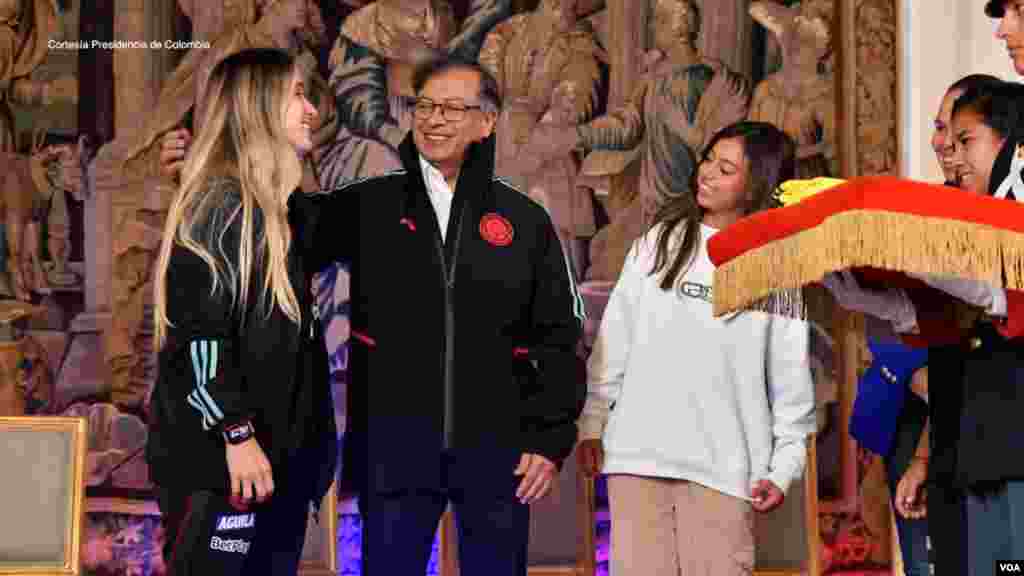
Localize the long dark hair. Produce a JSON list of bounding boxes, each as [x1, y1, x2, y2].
[[949, 74, 1003, 96], [952, 79, 1024, 142], [649, 121, 796, 292], [952, 80, 1024, 197]]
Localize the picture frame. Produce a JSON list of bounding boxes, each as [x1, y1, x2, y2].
[[82, 497, 163, 575], [0, 416, 88, 575]]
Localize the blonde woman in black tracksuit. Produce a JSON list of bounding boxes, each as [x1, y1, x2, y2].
[[147, 49, 338, 576]]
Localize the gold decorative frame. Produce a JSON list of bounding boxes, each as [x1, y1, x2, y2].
[[829, 0, 901, 524], [299, 483, 339, 576], [753, 436, 821, 576], [0, 416, 88, 575]]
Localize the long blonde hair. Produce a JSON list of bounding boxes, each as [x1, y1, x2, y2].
[[153, 48, 304, 349]]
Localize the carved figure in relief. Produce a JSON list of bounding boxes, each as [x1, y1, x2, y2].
[[511, 80, 598, 279], [131, 0, 317, 180], [317, 0, 512, 189], [480, 0, 604, 279], [854, 0, 897, 175], [0, 137, 82, 300], [41, 135, 90, 288], [0, 0, 78, 299], [747, 0, 836, 178], [478, 0, 603, 127], [515, 0, 750, 281], [0, 0, 77, 152]]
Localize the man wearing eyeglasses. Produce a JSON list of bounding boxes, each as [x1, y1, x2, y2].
[[327, 56, 587, 575], [157, 53, 585, 574]]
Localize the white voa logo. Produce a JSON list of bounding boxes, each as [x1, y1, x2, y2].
[[999, 562, 1023, 573], [216, 513, 255, 531], [210, 536, 251, 554]]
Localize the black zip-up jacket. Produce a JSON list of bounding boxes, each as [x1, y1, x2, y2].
[[146, 178, 337, 508], [319, 133, 587, 495]]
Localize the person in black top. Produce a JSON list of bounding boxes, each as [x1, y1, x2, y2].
[[326, 56, 587, 575], [895, 73, 1002, 576], [147, 48, 338, 576], [944, 78, 1024, 571], [157, 53, 586, 575]]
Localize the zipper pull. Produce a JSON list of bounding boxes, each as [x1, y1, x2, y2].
[[310, 303, 320, 339]]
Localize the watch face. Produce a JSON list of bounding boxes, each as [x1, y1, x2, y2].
[[227, 424, 251, 442]]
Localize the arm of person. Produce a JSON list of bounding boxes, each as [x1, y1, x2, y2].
[[328, 35, 406, 150], [297, 183, 359, 275], [578, 241, 639, 442], [895, 416, 930, 518], [820, 271, 969, 347], [762, 311, 818, 496], [518, 214, 588, 466], [163, 192, 254, 434], [912, 417, 929, 461], [906, 273, 1024, 340], [163, 187, 278, 502], [910, 365, 928, 403]]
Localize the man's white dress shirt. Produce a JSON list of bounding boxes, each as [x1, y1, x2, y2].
[[419, 155, 454, 241]]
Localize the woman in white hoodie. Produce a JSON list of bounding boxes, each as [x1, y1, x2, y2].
[[577, 121, 816, 575]]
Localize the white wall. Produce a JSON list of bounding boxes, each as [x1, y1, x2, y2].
[[900, 0, 1017, 181]]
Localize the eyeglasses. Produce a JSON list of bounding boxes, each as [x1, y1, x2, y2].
[[412, 98, 482, 122]]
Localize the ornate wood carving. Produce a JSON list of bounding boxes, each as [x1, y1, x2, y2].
[[701, 0, 753, 79], [841, 0, 899, 178]]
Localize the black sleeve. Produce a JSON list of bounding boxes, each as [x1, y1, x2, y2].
[[301, 187, 358, 275], [519, 211, 587, 464], [163, 192, 253, 434]]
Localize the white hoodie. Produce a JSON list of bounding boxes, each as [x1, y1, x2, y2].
[[579, 222, 816, 499]]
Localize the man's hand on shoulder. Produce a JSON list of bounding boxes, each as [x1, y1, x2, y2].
[[514, 453, 557, 505], [160, 128, 191, 181]]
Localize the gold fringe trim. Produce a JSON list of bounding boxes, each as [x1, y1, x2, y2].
[[745, 286, 808, 319], [713, 209, 1024, 316]]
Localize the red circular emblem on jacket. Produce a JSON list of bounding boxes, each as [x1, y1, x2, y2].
[[479, 213, 514, 246]]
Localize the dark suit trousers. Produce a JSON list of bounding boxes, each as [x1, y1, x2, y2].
[[361, 449, 531, 575], [927, 345, 968, 575]]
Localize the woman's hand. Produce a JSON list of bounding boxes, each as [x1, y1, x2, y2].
[[226, 438, 275, 505], [895, 458, 928, 519], [750, 479, 784, 512]]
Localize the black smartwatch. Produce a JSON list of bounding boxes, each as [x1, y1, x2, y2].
[[222, 420, 255, 445]]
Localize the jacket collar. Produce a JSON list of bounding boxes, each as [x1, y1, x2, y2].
[[397, 131, 497, 217]]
